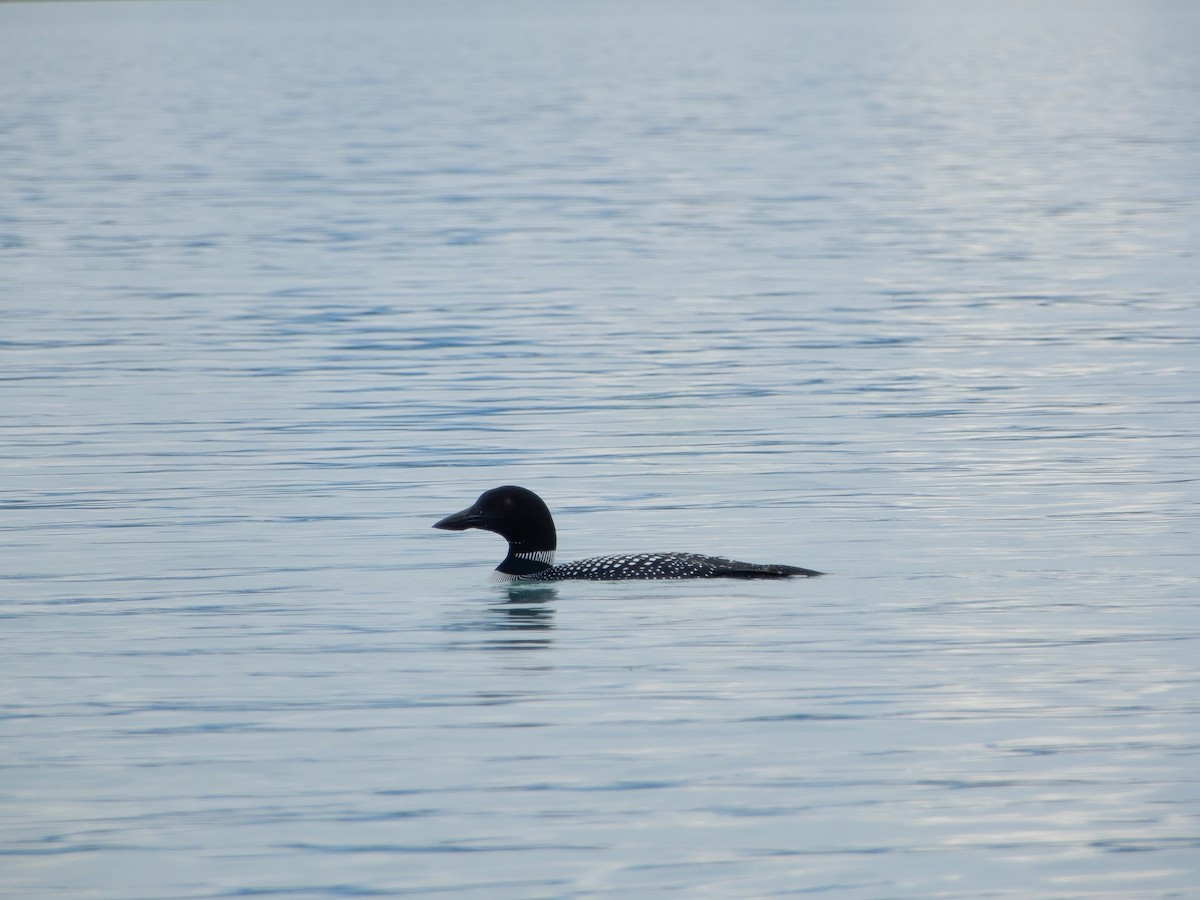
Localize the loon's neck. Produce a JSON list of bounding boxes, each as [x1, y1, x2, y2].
[[496, 548, 556, 577]]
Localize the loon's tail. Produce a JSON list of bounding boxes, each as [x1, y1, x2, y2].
[[706, 557, 823, 579]]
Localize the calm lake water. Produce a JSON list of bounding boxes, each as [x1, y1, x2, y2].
[[3, 1, 1199, 897]]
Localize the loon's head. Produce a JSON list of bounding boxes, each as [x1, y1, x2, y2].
[[433, 485, 558, 556]]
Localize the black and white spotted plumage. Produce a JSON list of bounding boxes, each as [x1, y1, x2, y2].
[[520, 552, 818, 581], [433, 486, 822, 581]]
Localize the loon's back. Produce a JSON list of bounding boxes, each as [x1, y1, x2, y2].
[[530, 553, 819, 581], [433, 485, 823, 581]]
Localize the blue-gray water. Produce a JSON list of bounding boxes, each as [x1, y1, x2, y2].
[[3, 1, 1199, 897]]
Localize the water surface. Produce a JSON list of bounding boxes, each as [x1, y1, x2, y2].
[[2, 1, 1198, 896]]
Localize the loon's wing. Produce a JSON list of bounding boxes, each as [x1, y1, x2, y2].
[[534, 552, 822, 581]]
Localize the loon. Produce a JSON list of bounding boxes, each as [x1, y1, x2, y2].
[[433, 485, 822, 581]]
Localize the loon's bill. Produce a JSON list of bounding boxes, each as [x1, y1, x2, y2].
[[433, 485, 822, 581]]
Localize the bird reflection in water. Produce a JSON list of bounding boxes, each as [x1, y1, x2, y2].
[[488, 585, 557, 635]]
